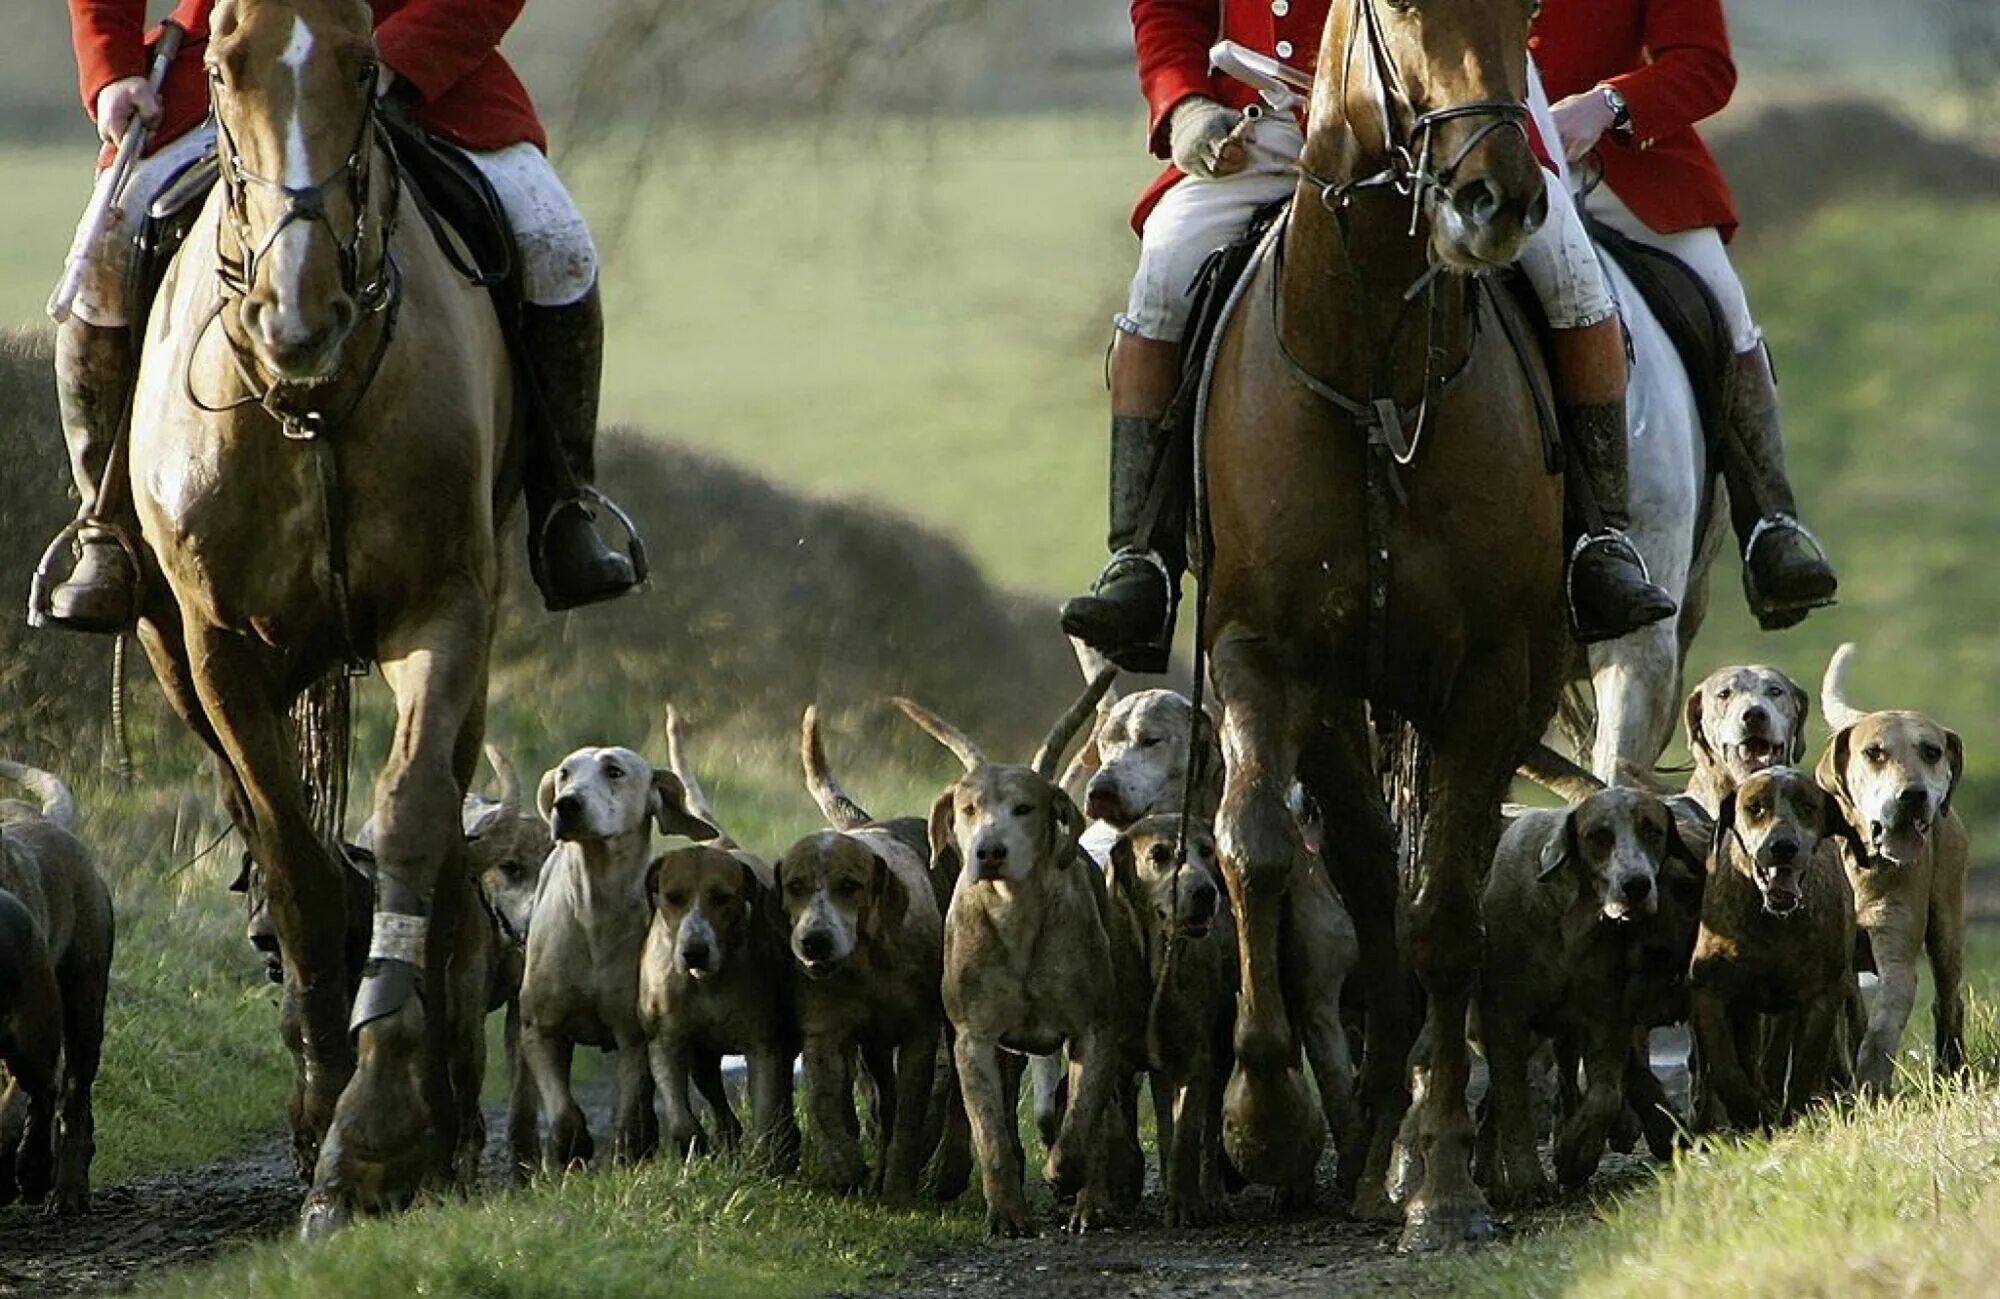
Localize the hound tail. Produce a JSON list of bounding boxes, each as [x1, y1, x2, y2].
[[1822, 642, 1865, 732], [664, 707, 734, 848], [801, 706, 872, 831], [0, 760, 77, 829], [1516, 743, 1606, 805]]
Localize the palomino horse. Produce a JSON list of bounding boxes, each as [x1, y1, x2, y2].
[[1202, 0, 1566, 1250], [126, 0, 506, 1233]]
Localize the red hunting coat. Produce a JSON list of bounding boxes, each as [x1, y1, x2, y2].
[[67, 0, 546, 161], [1128, 0, 1738, 239], [1532, 0, 1739, 240]]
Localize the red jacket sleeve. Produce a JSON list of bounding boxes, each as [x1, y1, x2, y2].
[[1132, 0, 1221, 157], [68, 0, 148, 118], [374, 0, 525, 105], [1604, 0, 1737, 144]]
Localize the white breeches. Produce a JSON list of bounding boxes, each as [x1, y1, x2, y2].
[[68, 126, 597, 327]]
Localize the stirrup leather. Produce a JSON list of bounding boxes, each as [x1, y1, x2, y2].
[[1090, 546, 1173, 598]]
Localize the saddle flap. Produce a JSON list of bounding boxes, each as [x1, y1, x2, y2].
[[1585, 213, 1731, 435], [148, 147, 220, 223]]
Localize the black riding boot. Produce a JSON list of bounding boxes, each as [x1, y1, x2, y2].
[[1563, 400, 1678, 644], [1720, 343, 1836, 630], [1059, 415, 1184, 674], [28, 319, 142, 634], [520, 285, 643, 612]]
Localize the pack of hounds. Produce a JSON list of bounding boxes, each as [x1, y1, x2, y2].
[[0, 641, 1969, 1234]]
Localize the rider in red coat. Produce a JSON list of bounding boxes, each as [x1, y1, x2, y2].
[[1062, 0, 1674, 669], [37, 0, 638, 634], [1532, 0, 1836, 627]]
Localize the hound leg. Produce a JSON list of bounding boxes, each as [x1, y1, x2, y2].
[[182, 627, 356, 1206], [1692, 993, 1758, 1131], [746, 1044, 800, 1174], [691, 1053, 741, 1151], [1625, 1042, 1682, 1161], [609, 1030, 658, 1165], [521, 1028, 590, 1170], [505, 999, 537, 1184], [652, 1039, 708, 1159], [1929, 908, 1967, 1077], [1030, 1053, 1067, 1153], [805, 1036, 867, 1193], [1052, 1026, 1119, 1231], [1785, 995, 1840, 1121], [1211, 634, 1321, 1190], [1854, 912, 1922, 1095], [1477, 995, 1551, 1207], [957, 1033, 1030, 1236], [1554, 1025, 1629, 1190], [1299, 714, 1408, 1220], [882, 1027, 939, 1204]]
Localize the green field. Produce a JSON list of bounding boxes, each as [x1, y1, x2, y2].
[[7, 112, 2000, 1297]]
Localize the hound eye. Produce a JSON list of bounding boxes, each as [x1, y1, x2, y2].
[[604, 764, 625, 780], [1765, 685, 1785, 698], [1641, 822, 1664, 842], [1587, 826, 1615, 850], [1012, 803, 1034, 818], [663, 890, 690, 908], [1863, 746, 1887, 765], [1746, 801, 1767, 818], [1920, 743, 1945, 764], [1139, 737, 1164, 749], [1716, 687, 1733, 700]]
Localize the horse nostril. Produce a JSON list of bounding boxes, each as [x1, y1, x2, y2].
[[1522, 182, 1550, 234], [1452, 178, 1502, 228]]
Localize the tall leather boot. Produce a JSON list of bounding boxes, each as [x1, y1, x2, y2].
[[28, 319, 142, 634], [1719, 342, 1836, 630], [1553, 318, 1677, 644], [1059, 415, 1185, 674], [519, 284, 642, 612]]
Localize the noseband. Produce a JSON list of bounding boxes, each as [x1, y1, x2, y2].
[[1307, 0, 1531, 231]]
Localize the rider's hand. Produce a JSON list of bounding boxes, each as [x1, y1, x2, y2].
[[1549, 88, 1616, 163], [94, 76, 162, 148], [1170, 97, 1250, 180]]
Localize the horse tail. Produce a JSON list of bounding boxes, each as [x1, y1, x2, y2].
[[1381, 715, 1431, 890], [290, 670, 353, 852]]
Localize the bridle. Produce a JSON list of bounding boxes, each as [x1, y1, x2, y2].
[[191, 49, 403, 441], [1301, 0, 1532, 234]]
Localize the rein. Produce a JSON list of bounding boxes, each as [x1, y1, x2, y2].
[[181, 70, 406, 676]]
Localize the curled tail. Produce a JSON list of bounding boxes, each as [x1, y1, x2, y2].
[[801, 706, 871, 831], [0, 759, 78, 829], [1822, 642, 1865, 732], [663, 707, 734, 848]]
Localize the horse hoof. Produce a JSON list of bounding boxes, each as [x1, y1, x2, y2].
[[298, 1190, 350, 1242], [1397, 1197, 1496, 1254], [1222, 1062, 1324, 1189]]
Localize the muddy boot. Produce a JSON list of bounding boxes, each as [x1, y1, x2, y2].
[[28, 320, 142, 634], [1562, 400, 1677, 644], [521, 285, 644, 612], [1720, 343, 1836, 630], [1059, 415, 1185, 674]]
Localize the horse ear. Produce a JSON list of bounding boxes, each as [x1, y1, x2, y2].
[[1538, 812, 1577, 881], [1943, 729, 1966, 815], [1815, 728, 1855, 817], [649, 769, 719, 841], [1786, 678, 1812, 764], [536, 768, 560, 827], [1684, 687, 1712, 761]]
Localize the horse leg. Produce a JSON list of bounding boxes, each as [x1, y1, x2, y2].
[[1211, 633, 1322, 1189], [1588, 623, 1682, 786], [1299, 715, 1408, 1220], [302, 601, 490, 1235], [1396, 690, 1522, 1253], [183, 626, 355, 1189]]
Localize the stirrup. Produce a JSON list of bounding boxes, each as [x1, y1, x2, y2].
[[26, 519, 144, 631], [1742, 513, 1836, 628], [1066, 548, 1177, 675], [535, 487, 651, 587], [1566, 529, 1672, 645]]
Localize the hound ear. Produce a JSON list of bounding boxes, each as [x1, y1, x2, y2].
[[537, 768, 560, 827], [644, 856, 664, 912], [1815, 727, 1855, 815], [740, 858, 765, 910], [927, 789, 961, 878], [1664, 811, 1703, 873], [1715, 789, 1739, 855], [1943, 729, 1966, 815], [1537, 812, 1577, 881], [1050, 789, 1084, 868], [1819, 787, 1868, 864], [1785, 679, 1812, 764], [870, 853, 909, 940], [649, 769, 719, 841], [1109, 834, 1140, 901], [229, 851, 254, 894], [1684, 687, 1711, 761]]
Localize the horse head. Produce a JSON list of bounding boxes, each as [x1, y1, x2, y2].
[[1311, 0, 1547, 271], [206, 0, 383, 384]]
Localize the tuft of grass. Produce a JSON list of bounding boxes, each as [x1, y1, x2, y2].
[[130, 1153, 982, 1299]]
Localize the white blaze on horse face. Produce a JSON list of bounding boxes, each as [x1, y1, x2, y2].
[[266, 16, 317, 318]]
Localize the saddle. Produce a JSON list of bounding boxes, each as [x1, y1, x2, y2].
[[1584, 213, 1731, 439]]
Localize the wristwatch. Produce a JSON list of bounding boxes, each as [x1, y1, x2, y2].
[[1598, 84, 1633, 136]]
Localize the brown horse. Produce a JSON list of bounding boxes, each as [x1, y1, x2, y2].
[[125, 0, 506, 1234], [1201, 0, 1566, 1251]]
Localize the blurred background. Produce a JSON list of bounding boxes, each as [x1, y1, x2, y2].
[[1, 0, 1999, 1214]]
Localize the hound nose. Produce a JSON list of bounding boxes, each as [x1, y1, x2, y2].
[[553, 794, 582, 821], [1743, 705, 1768, 727], [1768, 837, 1800, 865], [975, 842, 1009, 869], [680, 938, 714, 970], [1451, 178, 1503, 230], [799, 929, 835, 963], [1898, 787, 1931, 815], [1189, 878, 1219, 918], [1621, 876, 1653, 905]]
